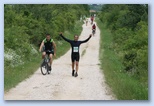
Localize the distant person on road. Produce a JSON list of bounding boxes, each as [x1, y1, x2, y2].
[[86, 18, 88, 26], [92, 23, 96, 35], [91, 15, 94, 24], [59, 32, 92, 77], [39, 34, 56, 72]]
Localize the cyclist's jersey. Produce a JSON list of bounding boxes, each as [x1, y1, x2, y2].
[[92, 25, 96, 29], [60, 34, 91, 55], [43, 38, 54, 51]]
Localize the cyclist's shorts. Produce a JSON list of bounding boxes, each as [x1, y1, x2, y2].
[[45, 50, 54, 55], [71, 53, 80, 62]]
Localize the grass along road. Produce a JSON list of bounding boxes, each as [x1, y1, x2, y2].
[[96, 18, 148, 100]]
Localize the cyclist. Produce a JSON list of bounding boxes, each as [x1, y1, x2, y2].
[[59, 32, 92, 77], [91, 15, 94, 24], [39, 34, 56, 71], [92, 23, 96, 35]]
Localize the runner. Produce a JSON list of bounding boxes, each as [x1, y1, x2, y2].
[[59, 32, 92, 77], [86, 18, 88, 26]]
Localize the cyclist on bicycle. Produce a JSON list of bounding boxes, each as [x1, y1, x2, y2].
[[92, 23, 96, 35], [59, 32, 92, 77], [39, 34, 56, 71], [91, 15, 94, 24]]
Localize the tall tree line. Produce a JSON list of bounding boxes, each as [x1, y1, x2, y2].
[[4, 4, 89, 67]]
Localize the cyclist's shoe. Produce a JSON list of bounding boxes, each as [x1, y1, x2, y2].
[[49, 66, 52, 71], [72, 70, 75, 76], [48, 70, 51, 74], [75, 72, 78, 77]]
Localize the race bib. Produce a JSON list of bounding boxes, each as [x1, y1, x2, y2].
[[73, 47, 79, 52]]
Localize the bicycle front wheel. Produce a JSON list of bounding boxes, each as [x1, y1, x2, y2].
[[92, 30, 95, 35], [41, 63, 48, 75]]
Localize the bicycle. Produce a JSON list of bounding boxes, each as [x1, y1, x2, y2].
[[92, 29, 96, 36], [40, 50, 52, 75]]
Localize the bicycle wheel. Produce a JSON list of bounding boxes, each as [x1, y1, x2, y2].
[[92, 30, 95, 35], [41, 62, 48, 75]]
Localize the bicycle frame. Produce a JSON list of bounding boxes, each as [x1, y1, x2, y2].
[[44, 54, 50, 63]]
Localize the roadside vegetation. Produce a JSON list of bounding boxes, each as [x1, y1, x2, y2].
[[4, 4, 89, 91], [97, 4, 148, 100]]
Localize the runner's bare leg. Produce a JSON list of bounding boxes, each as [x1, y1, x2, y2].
[[76, 61, 79, 73], [72, 62, 75, 70]]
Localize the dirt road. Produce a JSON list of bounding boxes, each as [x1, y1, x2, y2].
[[4, 19, 116, 100]]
